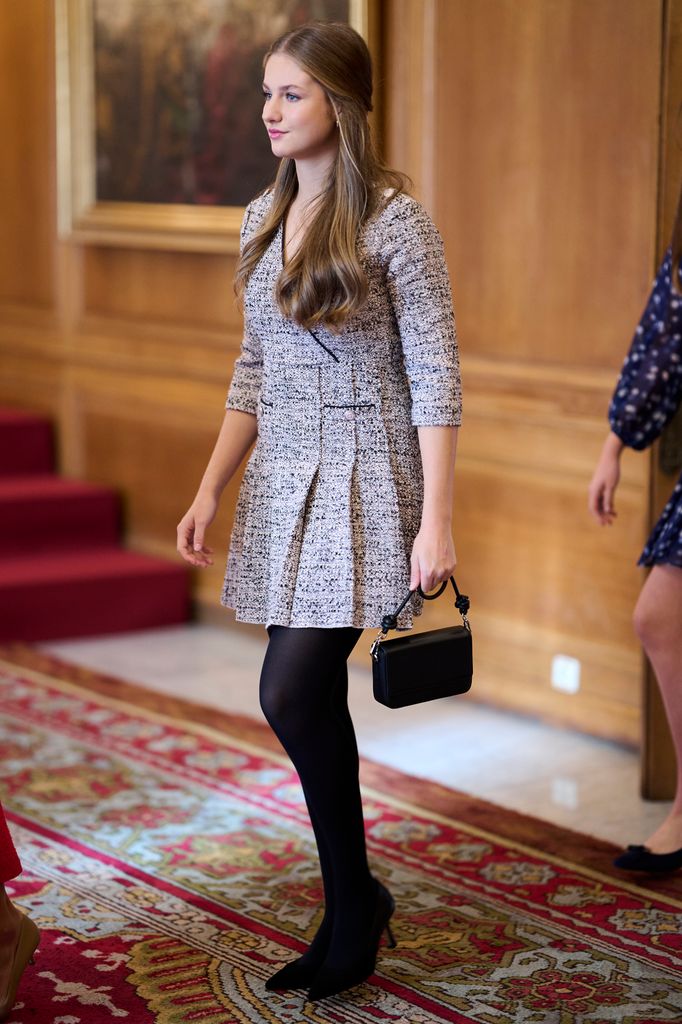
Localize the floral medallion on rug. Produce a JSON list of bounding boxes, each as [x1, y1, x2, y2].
[[0, 648, 681, 1024]]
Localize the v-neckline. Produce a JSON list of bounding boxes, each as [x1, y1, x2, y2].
[[280, 216, 302, 268], [278, 220, 286, 267], [280, 202, 312, 267]]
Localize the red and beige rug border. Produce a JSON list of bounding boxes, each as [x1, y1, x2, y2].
[[3, 642, 681, 904]]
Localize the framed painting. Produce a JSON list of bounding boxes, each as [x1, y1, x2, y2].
[[56, 0, 374, 253]]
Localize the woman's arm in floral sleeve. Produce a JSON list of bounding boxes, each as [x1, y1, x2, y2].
[[609, 249, 682, 450]]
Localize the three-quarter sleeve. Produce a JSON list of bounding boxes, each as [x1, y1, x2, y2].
[[225, 202, 263, 416], [609, 248, 682, 450], [383, 196, 462, 427]]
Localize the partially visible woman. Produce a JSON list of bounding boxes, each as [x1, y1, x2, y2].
[[588, 180, 682, 871], [0, 801, 39, 1020]]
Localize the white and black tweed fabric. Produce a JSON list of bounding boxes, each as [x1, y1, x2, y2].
[[221, 189, 462, 629]]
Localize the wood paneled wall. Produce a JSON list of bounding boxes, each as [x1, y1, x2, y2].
[[385, 0, 670, 744], [0, 0, 678, 748]]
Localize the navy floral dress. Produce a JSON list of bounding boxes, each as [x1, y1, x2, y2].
[[609, 248, 682, 566]]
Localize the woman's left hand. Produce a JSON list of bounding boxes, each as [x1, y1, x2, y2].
[[410, 521, 457, 593]]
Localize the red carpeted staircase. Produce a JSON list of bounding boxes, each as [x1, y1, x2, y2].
[[0, 407, 190, 641]]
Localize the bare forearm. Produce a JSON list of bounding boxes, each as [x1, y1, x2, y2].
[[603, 430, 625, 458], [588, 430, 626, 525], [198, 409, 258, 498], [417, 425, 458, 525], [177, 409, 257, 568]]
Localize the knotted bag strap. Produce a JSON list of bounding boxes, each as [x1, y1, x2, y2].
[[370, 576, 471, 659]]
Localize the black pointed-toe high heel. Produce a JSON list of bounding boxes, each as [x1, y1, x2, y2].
[[0, 914, 40, 1022], [266, 953, 327, 992], [613, 843, 682, 873], [265, 915, 333, 991], [307, 880, 396, 1003]]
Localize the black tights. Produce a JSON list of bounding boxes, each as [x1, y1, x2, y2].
[[260, 625, 373, 966]]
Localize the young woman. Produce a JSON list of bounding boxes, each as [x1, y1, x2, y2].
[[0, 801, 39, 1020], [589, 182, 682, 872], [178, 21, 461, 999]]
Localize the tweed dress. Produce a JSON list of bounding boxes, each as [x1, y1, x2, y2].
[[609, 247, 682, 567], [221, 189, 462, 629]]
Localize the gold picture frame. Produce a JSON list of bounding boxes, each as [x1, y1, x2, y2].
[[56, 0, 373, 254]]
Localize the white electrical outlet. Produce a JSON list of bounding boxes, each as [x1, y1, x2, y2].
[[552, 777, 579, 809], [551, 654, 581, 694]]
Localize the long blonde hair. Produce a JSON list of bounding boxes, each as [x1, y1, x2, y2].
[[234, 21, 409, 331]]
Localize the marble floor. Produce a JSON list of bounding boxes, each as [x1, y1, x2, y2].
[[42, 622, 670, 850]]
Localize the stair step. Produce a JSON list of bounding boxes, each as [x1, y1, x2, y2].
[[0, 476, 120, 554], [0, 408, 54, 476], [0, 547, 190, 641]]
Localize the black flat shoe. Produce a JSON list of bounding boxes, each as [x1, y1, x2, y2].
[[613, 844, 682, 873], [306, 880, 396, 1003]]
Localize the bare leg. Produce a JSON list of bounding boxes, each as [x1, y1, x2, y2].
[[633, 563, 682, 852], [0, 885, 40, 1022], [0, 884, 25, 1010]]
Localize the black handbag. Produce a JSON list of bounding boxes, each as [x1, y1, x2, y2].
[[370, 576, 472, 708]]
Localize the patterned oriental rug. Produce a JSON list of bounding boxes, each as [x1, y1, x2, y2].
[[0, 648, 681, 1024]]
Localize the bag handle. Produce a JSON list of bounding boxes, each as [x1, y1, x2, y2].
[[370, 576, 471, 660]]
